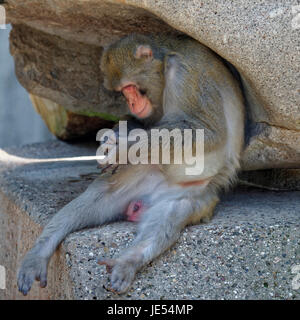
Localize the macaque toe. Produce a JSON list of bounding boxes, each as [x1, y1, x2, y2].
[[99, 258, 137, 294], [110, 262, 136, 293], [17, 254, 48, 295], [18, 271, 34, 296], [40, 276, 48, 288]]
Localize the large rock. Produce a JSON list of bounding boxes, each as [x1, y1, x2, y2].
[[4, 0, 300, 169]]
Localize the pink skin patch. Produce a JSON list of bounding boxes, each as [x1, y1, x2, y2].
[[122, 85, 152, 119], [178, 178, 210, 187], [125, 200, 144, 222]]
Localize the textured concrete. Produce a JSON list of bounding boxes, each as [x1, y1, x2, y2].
[[0, 141, 299, 300]]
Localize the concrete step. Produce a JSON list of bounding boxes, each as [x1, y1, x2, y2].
[[0, 141, 299, 299]]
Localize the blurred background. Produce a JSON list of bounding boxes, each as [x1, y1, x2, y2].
[[0, 25, 54, 148]]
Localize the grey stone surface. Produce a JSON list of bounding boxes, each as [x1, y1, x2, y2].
[[0, 141, 299, 299]]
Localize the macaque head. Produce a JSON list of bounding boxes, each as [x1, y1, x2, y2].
[[100, 34, 165, 122]]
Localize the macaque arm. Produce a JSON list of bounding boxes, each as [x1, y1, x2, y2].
[[126, 114, 224, 166], [162, 52, 227, 153]]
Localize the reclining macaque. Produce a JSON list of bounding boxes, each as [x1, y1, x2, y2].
[[18, 34, 245, 295]]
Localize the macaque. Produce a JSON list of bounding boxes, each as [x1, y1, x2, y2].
[[17, 33, 245, 295]]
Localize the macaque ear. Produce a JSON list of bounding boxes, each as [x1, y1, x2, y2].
[[134, 45, 153, 60]]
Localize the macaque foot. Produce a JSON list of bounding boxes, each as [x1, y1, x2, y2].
[[98, 258, 138, 293], [17, 253, 48, 296]]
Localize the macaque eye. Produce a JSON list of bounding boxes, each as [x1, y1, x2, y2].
[[140, 89, 146, 96], [134, 45, 153, 60]]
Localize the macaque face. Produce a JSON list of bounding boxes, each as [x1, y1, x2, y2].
[[100, 39, 164, 122]]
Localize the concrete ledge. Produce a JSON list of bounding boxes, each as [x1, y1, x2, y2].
[[0, 141, 299, 299]]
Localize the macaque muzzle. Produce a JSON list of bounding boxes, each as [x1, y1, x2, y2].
[[122, 85, 152, 119]]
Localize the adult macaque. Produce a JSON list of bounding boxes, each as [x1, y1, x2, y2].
[[18, 34, 245, 295]]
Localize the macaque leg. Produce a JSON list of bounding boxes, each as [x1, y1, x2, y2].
[[18, 167, 163, 295], [17, 178, 124, 295], [99, 188, 218, 293]]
